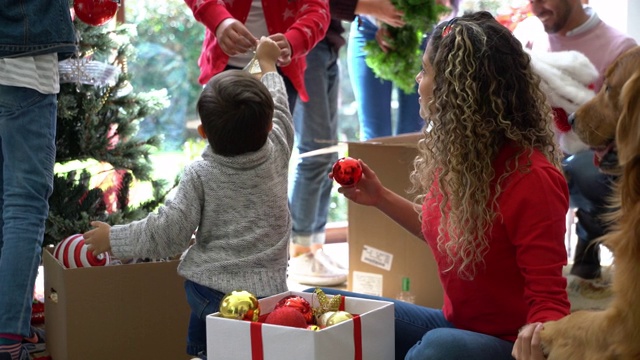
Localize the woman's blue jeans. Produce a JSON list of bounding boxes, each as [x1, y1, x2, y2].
[[347, 18, 423, 140], [0, 84, 57, 337], [289, 39, 340, 244], [308, 288, 515, 360]]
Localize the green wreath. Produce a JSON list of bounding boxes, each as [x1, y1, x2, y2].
[[363, 0, 446, 94]]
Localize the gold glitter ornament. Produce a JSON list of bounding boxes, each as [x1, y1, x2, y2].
[[312, 287, 342, 320], [219, 290, 260, 322]]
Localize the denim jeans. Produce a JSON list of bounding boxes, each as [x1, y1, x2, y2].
[[308, 288, 514, 360], [348, 17, 423, 140], [289, 39, 340, 245], [0, 84, 57, 337], [184, 280, 227, 358], [563, 150, 615, 243]]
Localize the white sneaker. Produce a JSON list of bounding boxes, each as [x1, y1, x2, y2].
[[288, 252, 348, 287], [314, 248, 348, 271]]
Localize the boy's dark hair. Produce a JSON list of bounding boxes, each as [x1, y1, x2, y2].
[[197, 70, 274, 156]]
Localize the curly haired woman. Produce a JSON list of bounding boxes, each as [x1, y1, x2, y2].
[[322, 11, 571, 360]]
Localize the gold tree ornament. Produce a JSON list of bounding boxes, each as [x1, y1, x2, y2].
[[243, 51, 262, 76], [312, 287, 343, 320]]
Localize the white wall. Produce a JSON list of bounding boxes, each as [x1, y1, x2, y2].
[[590, 0, 640, 42]]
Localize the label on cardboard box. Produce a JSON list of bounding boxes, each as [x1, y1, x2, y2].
[[360, 245, 393, 270], [351, 271, 383, 297]]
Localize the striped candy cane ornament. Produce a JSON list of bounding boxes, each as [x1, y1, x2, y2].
[[53, 233, 110, 268]]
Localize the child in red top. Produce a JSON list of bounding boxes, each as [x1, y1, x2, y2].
[[325, 11, 570, 360]]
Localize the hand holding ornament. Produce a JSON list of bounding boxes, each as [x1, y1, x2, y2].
[[83, 221, 113, 256]]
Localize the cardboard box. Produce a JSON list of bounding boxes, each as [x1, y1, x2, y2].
[[347, 133, 444, 308], [206, 291, 394, 359], [43, 249, 191, 360]]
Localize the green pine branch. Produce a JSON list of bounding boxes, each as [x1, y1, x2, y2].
[[363, 0, 446, 93]]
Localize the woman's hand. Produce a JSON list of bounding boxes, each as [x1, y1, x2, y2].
[[267, 33, 292, 67], [512, 323, 547, 360], [331, 160, 384, 207], [83, 221, 113, 256], [215, 18, 258, 56]]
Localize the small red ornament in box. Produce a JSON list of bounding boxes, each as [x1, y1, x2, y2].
[[264, 307, 308, 328]]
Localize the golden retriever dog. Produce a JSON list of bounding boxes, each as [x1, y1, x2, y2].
[[570, 46, 640, 174], [540, 45, 640, 359]]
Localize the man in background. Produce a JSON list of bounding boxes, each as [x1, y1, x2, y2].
[[514, 0, 637, 279]]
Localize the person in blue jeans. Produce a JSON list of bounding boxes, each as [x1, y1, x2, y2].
[[348, 15, 423, 140], [0, 1, 76, 359], [288, 0, 406, 287], [348, 0, 461, 141], [310, 288, 516, 360]]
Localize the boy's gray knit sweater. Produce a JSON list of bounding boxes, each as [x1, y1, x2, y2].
[[109, 72, 293, 297]]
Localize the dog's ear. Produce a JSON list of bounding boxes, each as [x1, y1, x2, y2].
[[616, 69, 640, 165]]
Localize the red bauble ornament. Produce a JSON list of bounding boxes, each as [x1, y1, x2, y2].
[[265, 307, 308, 329], [275, 295, 313, 324], [73, 0, 118, 26], [332, 157, 363, 187], [53, 234, 110, 269]]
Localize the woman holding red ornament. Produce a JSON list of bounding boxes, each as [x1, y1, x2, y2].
[[326, 11, 570, 360]]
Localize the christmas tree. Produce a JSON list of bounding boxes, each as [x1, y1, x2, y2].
[[44, 16, 174, 247]]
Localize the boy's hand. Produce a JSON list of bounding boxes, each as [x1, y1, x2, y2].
[[256, 37, 280, 73], [84, 221, 113, 256], [215, 18, 258, 56], [267, 33, 292, 66]]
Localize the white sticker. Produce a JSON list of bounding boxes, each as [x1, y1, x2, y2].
[[360, 245, 393, 271], [351, 271, 383, 297]]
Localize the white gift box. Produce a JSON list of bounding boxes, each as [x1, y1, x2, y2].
[[206, 290, 394, 360]]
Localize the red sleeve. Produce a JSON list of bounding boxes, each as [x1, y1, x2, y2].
[[501, 161, 571, 323], [285, 0, 331, 59], [183, 0, 234, 35]]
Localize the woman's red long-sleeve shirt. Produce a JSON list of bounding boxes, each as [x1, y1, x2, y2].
[[422, 144, 571, 342]]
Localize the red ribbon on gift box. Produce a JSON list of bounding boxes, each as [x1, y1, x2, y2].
[[250, 296, 363, 360], [251, 322, 263, 360]]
